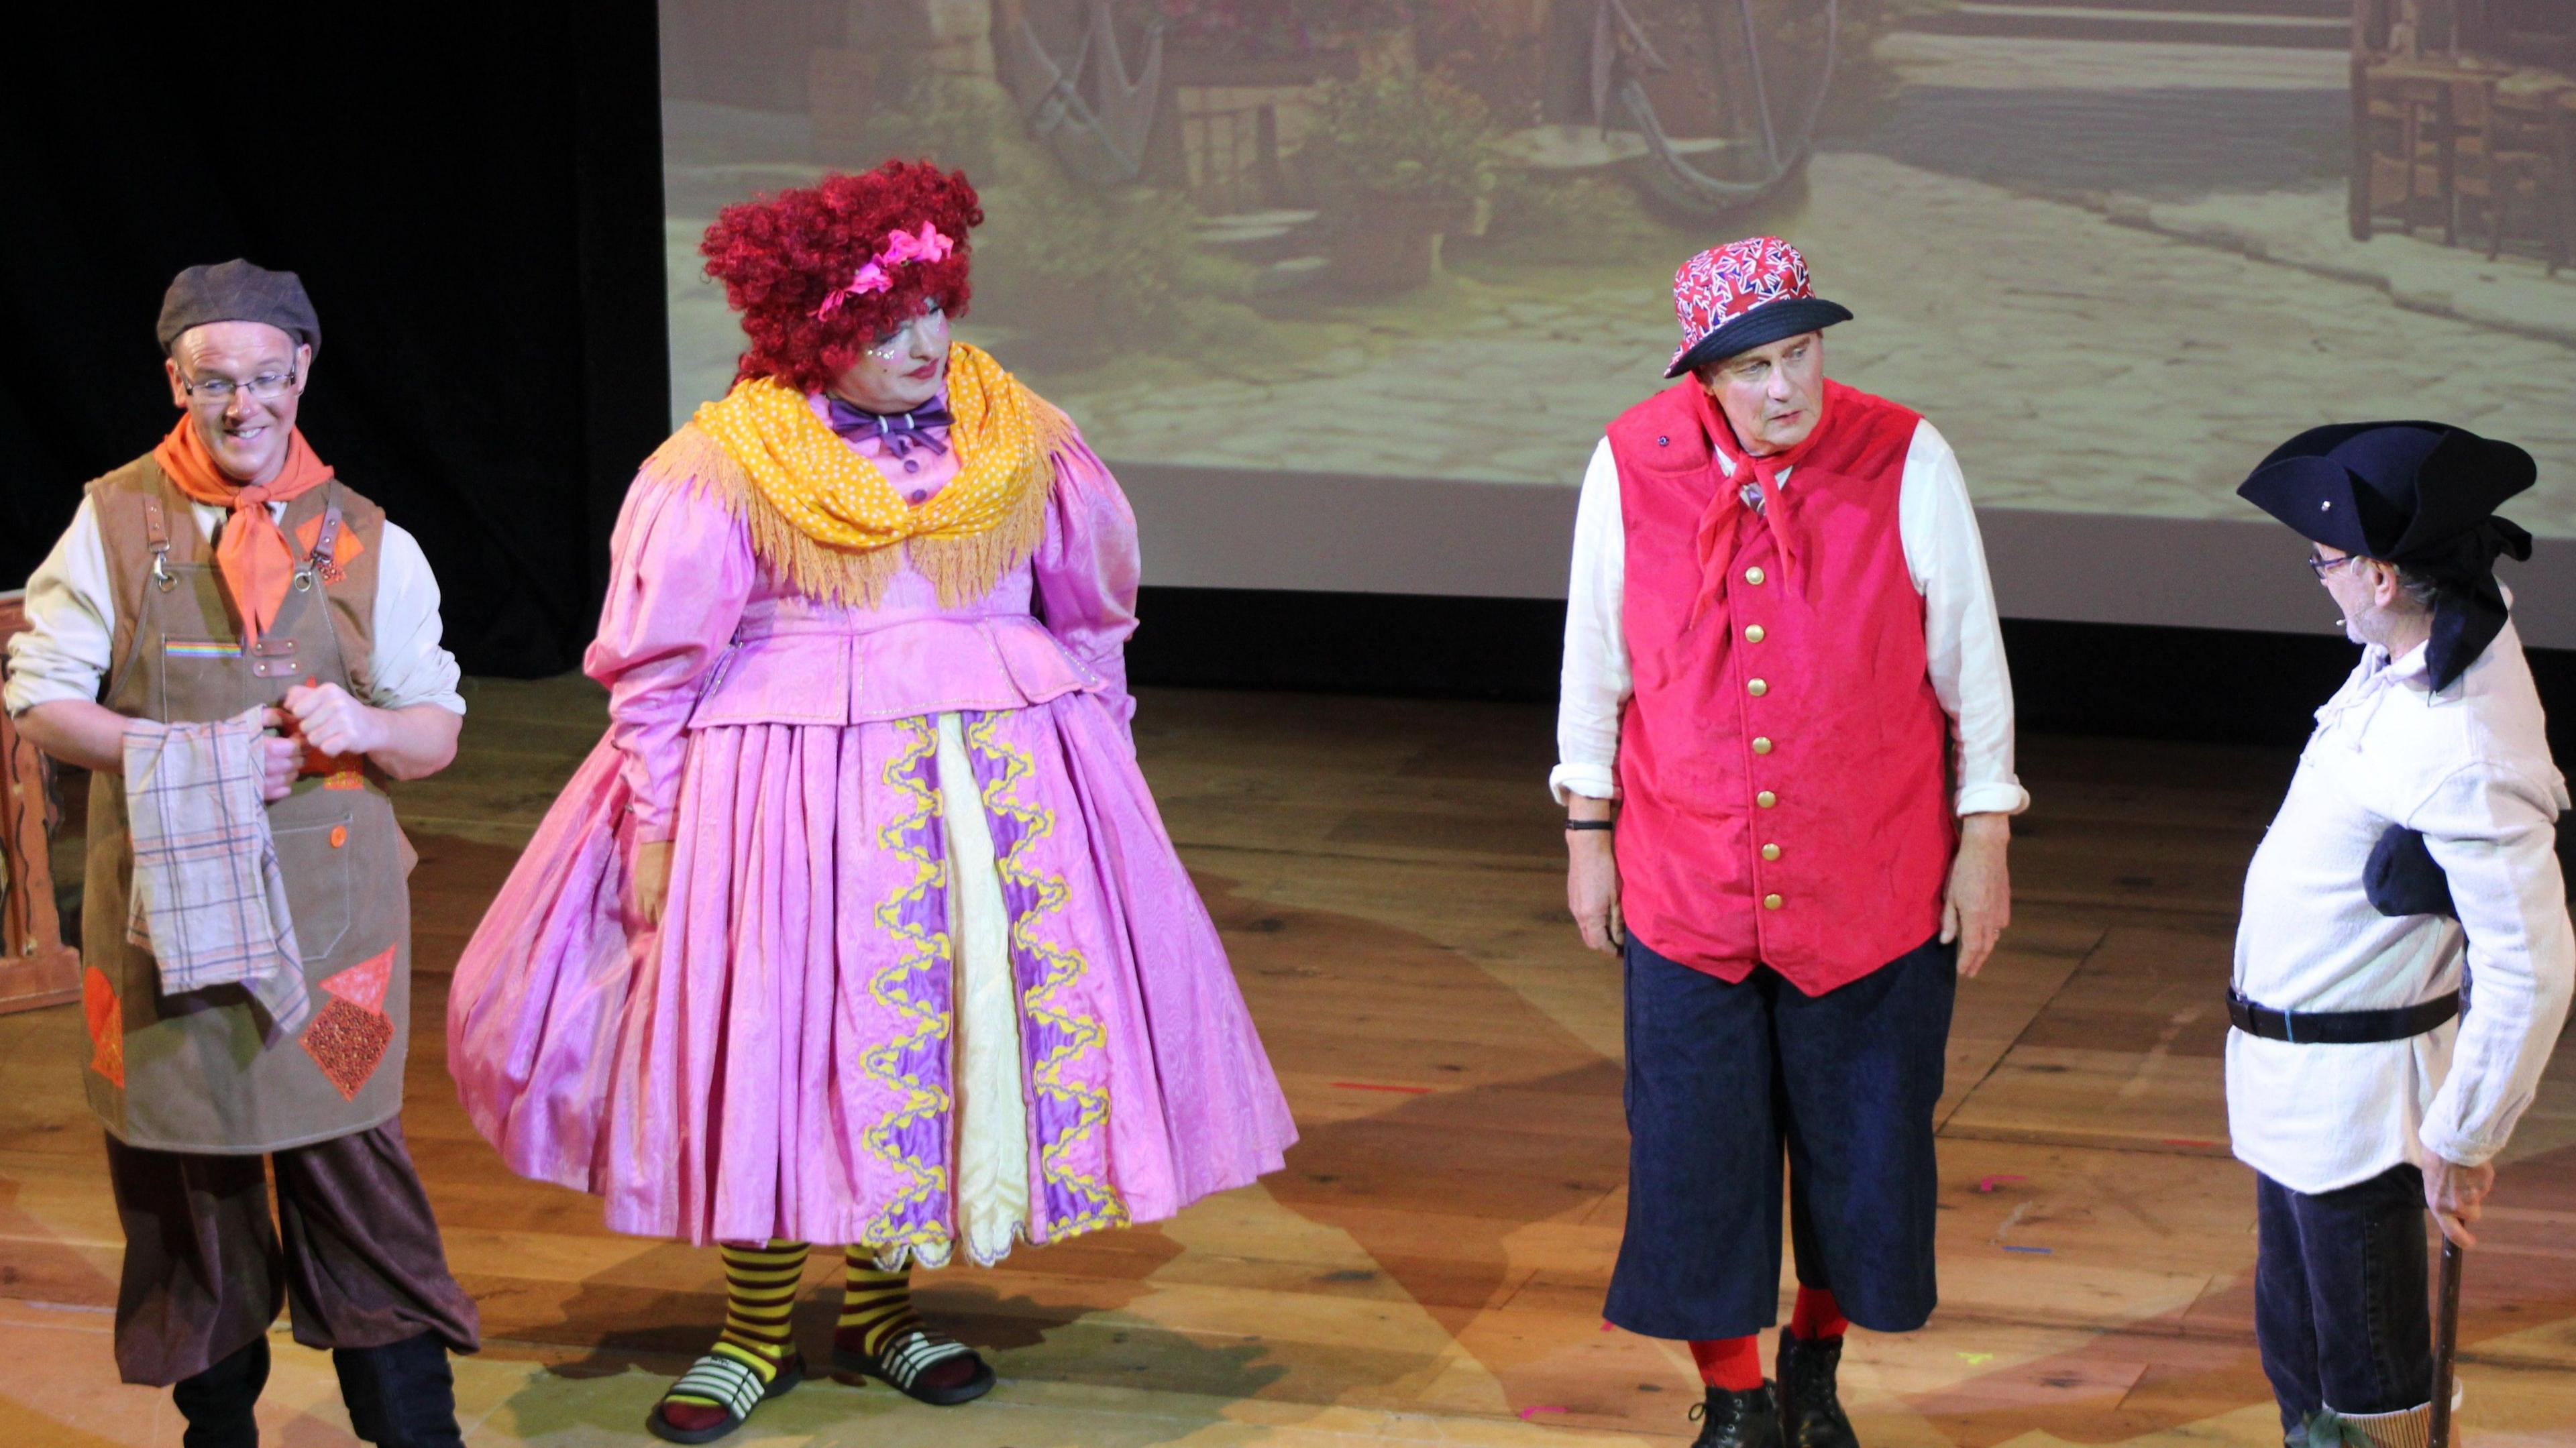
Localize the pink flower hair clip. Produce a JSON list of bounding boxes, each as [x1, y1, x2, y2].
[[813, 222, 957, 319]]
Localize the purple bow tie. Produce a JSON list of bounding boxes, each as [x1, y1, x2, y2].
[[826, 398, 953, 461]]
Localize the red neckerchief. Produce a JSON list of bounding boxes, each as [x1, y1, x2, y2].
[[1684, 382, 1832, 629]]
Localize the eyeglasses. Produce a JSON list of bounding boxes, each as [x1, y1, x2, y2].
[[182, 366, 298, 405], [866, 303, 948, 360], [2306, 552, 2367, 579]]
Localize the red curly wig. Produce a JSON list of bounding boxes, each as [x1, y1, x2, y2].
[[700, 161, 984, 394]]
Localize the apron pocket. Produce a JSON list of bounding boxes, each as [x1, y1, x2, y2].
[[154, 637, 252, 722], [272, 809, 356, 961]]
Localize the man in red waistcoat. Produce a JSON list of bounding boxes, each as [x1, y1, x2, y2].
[[1554, 237, 2025, 1448]]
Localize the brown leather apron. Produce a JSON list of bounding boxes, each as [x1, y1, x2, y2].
[[79, 458, 412, 1154]]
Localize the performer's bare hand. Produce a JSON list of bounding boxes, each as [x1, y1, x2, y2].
[[255, 708, 303, 803], [633, 838, 674, 928], [282, 681, 388, 759], [2424, 1152, 2495, 1247], [1566, 809, 1623, 956], [1943, 813, 2012, 978]]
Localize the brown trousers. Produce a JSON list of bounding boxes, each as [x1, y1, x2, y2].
[[104, 1119, 479, 1386]]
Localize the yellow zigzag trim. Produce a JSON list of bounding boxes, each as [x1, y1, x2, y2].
[[965, 712, 1127, 1239], [861, 716, 956, 1256]]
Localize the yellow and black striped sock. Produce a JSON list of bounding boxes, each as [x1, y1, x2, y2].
[[668, 1239, 807, 1407], [837, 1251, 922, 1359]]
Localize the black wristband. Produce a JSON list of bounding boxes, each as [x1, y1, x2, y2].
[[1564, 819, 1615, 832]]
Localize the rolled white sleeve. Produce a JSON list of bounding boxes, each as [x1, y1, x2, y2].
[[5, 497, 117, 716], [1898, 421, 2029, 817], [2413, 761, 2576, 1168], [1550, 438, 1627, 803], [366, 522, 464, 715]]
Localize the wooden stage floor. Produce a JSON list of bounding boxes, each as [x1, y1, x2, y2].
[[2, 680, 2571, 1447]]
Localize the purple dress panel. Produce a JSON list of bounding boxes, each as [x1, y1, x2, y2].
[[447, 423, 1296, 1250]]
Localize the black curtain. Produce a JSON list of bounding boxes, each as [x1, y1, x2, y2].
[[0, 11, 670, 677]]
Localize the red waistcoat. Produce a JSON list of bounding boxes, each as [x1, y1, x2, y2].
[[1607, 378, 1955, 995]]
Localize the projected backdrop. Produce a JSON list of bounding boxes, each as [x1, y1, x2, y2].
[[659, 1, 2576, 627]]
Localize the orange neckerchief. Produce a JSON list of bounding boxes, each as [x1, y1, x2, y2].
[[152, 415, 335, 644], [1684, 383, 1831, 628]]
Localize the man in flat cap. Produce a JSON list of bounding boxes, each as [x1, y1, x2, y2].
[[5, 260, 478, 1447], [2231, 422, 2574, 1448], [1552, 237, 2025, 1448]]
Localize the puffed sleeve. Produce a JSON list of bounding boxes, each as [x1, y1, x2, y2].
[[1029, 422, 1140, 726], [582, 469, 758, 842]]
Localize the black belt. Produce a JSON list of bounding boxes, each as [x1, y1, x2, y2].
[[2228, 989, 2461, 1045]]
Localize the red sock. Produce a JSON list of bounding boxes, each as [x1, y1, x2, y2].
[[1789, 1286, 1848, 1341], [1688, 1335, 1764, 1391]]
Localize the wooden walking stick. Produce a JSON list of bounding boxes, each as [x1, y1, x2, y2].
[[2429, 1237, 2464, 1448]]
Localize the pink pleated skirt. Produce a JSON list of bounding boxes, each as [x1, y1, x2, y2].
[[447, 691, 1296, 1255]]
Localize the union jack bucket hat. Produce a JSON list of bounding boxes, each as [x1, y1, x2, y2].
[[1664, 236, 1853, 378]]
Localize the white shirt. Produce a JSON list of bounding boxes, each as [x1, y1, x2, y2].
[[2228, 625, 2575, 1194], [5, 495, 465, 718], [1550, 419, 2028, 816]]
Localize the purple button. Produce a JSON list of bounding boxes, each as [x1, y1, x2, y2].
[[908, 490, 929, 504], [902, 458, 921, 474]]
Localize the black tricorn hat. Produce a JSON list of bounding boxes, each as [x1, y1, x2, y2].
[[2238, 421, 2536, 689]]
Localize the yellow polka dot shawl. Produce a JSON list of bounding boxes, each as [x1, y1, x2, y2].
[[639, 342, 1073, 608]]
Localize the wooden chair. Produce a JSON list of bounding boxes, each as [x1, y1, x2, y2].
[[2355, 61, 2457, 241], [2461, 79, 2573, 269], [0, 591, 82, 1014]]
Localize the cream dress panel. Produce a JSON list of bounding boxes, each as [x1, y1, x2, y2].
[[930, 711, 1032, 1267]]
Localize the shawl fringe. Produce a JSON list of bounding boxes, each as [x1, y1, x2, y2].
[[636, 402, 1072, 610]]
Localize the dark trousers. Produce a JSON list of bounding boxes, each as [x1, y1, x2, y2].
[[2255, 1164, 2434, 1437], [105, 1117, 479, 1435], [1606, 934, 1956, 1340]]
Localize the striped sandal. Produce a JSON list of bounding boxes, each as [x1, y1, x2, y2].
[[645, 1349, 804, 1444], [832, 1325, 995, 1406]]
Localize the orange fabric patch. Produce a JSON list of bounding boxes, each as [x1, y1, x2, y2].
[[82, 968, 125, 1089], [321, 946, 394, 1014], [292, 511, 367, 581], [323, 770, 364, 791], [301, 998, 393, 1101]]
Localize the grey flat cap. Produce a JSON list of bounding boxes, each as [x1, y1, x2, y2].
[[156, 259, 321, 358]]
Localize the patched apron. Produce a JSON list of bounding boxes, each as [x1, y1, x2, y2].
[[81, 476, 411, 1153]]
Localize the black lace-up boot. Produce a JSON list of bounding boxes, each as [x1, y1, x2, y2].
[[1776, 1329, 1859, 1448], [1689, 1380, 1784, 1448]]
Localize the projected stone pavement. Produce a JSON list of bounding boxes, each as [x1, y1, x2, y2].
[[663, 27, 2576, 535]]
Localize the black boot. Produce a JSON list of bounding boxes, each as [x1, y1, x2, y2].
[[1776, 1330, 1859, 1448], [1690, 1381, 1784, 1448], [332, 1332, 466, 1448], [173, 1337, 271, 1448]]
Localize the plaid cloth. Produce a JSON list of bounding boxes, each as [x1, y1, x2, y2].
[[123, 706, 309, 1035]]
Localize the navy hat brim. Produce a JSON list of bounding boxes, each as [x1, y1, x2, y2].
[[1666, 297, 1854, 378]]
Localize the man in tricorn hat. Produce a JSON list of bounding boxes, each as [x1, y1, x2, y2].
[[1553, 237, 2025, 1448], [2231, 423, 2573, 1448], [6, 260, 478, 1446]]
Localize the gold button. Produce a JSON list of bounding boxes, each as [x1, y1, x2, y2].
[[1764, 893, 1784, 910], [1748, 678, 1768, 697], [1752, 736, 1772, 755], [1745, 624, 1766, 643], [1744, 566, 1766, 586], [1761, 843, 1781, 860], [1756, 790, 1777, 808]]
